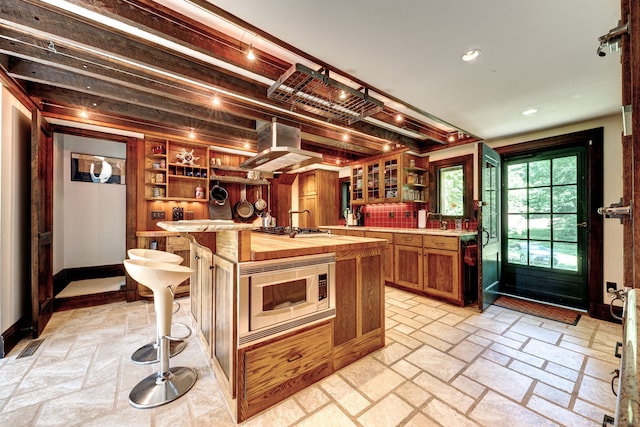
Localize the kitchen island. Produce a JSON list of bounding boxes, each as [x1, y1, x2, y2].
[[155, 220, 386, 423]]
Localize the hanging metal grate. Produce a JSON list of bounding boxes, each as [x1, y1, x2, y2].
[[267, 63, 384, 125]]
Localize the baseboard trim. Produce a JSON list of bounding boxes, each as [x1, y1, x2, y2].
[[1, 317, 30, 358], [54, 264, 125, 296], [589, 302, 622, 324], [54, 290, 126, 312]]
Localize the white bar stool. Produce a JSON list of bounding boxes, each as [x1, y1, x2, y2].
[[124, 258, 197, 408], [127, 248, 186, 364]]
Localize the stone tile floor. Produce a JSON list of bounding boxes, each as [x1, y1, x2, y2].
[[0, 287, 621, 426]]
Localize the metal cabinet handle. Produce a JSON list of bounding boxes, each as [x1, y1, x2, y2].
[[610, 368, 619, 396], [614, 341, 622, 358]]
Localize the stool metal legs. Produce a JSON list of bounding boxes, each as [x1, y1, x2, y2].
[[129, 286, 197, 408], [128, 336, 197, 408]]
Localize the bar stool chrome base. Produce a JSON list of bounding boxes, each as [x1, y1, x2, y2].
[[128, 366, 197, 409], [131, 339, 185, 364]]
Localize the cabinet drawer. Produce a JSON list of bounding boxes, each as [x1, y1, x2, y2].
[[424, 235, 458, 251], [394, 233, 423, 247], [244, 322, 332, 401], [364, 231, 393, 243]]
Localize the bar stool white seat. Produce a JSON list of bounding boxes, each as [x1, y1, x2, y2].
[[127, 248, 186, 364], [124, 258, 196, 408]]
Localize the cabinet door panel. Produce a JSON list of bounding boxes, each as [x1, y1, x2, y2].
[[335, 258, 357, 345], [361, 253, 382, 334], [394, 245, 423, 289], [424, 249, 460, 301]]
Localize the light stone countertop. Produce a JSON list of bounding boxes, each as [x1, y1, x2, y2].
[[156, 220, 254, 232]]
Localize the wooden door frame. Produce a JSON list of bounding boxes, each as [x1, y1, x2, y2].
[[31, 109, 53, 337], [494, 128, 604, 317]]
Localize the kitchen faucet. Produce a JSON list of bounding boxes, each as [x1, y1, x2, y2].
[[426, 212, 446, 229], [288, 209, 311, 236]]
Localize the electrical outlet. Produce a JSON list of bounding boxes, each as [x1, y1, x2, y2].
[[151, 210, 165, 220], [185, 211, 195, 220], [389, 211, 394, 218], [606, 281, 617, 292], [405, 211, 410, 218]]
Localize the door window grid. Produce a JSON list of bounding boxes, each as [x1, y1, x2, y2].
[[506, 156, 578, 271]]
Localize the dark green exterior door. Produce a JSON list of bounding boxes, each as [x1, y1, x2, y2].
[[501, 147, 588, 308]]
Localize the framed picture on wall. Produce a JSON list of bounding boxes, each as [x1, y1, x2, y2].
[[70, 153, 126, 184]]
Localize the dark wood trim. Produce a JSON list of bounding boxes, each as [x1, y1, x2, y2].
[[428, 154, 474, 220], [1, 317, 30, 358], [126, 137, 140, 302], [590, 302, 623, 324], [54, 290, 127, 312], [495, 127, 605, 319], [59, 264, 126, 284]]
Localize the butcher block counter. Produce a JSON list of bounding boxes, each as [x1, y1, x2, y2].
[[250, 233, 387, 261], [153, 220, 386, 423]]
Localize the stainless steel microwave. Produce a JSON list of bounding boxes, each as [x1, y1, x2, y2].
[[238, 253, 336, 347]]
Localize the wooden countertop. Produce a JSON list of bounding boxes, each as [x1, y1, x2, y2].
[[319, 225, 478, 237], [250, 233, 387, 261]]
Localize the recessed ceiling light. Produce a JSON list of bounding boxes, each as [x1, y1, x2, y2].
[[522, 108, 539, 116], [462, 49, 482, 62], [395, 114, 403, 123]]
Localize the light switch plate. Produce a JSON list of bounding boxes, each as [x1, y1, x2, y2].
[[151, 210, 165, 219]]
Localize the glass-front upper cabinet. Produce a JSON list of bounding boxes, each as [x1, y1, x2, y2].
[[351, 164, 365, 205], [383, 155, 400, 202], [367, 161, 382, 202]]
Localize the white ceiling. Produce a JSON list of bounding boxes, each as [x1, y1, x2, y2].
[[200, 0, 622, 141]]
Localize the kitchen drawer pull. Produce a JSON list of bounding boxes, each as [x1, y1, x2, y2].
[[614, 341, 622, 358], [287, 353, 303, 362]]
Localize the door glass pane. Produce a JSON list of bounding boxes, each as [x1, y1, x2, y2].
[[553, 185, 577, 213], [508, 238, 528, 265], [529, 188, 550, 212], [507, 214, 527, 238], [553, 214, 578, 242], [529, 214, 551, 240], [508, 189, 527, 213], [529, 160, 550, 186], [484, 162, 498, 238], [552, 156, 577, 185], [528, 241, 553, 268], [507, 164, 527, 188], [554, 242, 578, 271]]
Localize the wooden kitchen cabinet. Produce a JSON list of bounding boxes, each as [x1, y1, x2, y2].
[[297, 169, 338, 228], [423, 235, 462, 305], [394, 233, 423, 290], [238, 321, 333, 421], [365, 231, 394, 282], [190, 242, 213, 351], [350, 152, 419, 204]]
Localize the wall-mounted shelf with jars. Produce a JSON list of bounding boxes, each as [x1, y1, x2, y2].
[[144, 139, 210, 202], [403, 165, 428, 202]]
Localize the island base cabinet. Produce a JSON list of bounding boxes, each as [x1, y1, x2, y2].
[[424, 248, 464, 305], [333, 248, 385, 370], [238, 321, 333, 422]]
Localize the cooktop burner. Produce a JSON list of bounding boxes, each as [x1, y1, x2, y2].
[[253, 226, 327, 235]]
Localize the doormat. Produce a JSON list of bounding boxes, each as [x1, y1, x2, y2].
[[494, 296, 582, 325], [16, 339, 44, 359]]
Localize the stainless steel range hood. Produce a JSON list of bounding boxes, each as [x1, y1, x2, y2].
[[240, 120, 323, 172]]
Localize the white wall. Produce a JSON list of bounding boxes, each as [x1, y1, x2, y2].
[[0, 86, 32, 334], [53, 134, 126, 272], [428, 114, 624, 303]]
